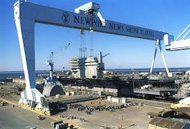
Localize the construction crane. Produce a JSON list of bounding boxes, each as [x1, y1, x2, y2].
[[98, 52, 110, 64], [100, 52, 110, 64], [103, 53, 110, 58], [46, 52, 54, 82], [43, 42, 71, 98], [46, 42, 71, 83]]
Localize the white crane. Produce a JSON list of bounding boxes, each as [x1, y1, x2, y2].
[[149, 25, 190, 76], [14, 0, 173, 113], [46, 52, 54, 82], [43, 43, 71, 98], [75, 2, 106, 26], [150, 40, 170, 76], [46, 42, 71, 83]]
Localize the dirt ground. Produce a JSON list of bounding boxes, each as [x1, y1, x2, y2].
[[0, 83, 164, 129], [57, 99, 164, 129]]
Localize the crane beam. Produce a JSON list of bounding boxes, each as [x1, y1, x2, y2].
[[15, 1, 167, 41]]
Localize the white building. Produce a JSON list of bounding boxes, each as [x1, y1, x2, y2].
[[69, 52, 104, 79]]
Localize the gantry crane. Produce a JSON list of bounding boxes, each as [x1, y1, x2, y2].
[[14, 0, 186, 113]]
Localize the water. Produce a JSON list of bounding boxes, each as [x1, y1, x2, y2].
[[107, 67, 190, 74], [0, 72, 24, 79], [0, 68, 190, 79], [0, 71, 48, 79]]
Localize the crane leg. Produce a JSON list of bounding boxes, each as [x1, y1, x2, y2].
[[150, 40, 159, 74], [14, 2, 49, 113], [159, 42, 170, 76], [150, 39, 170, 76]]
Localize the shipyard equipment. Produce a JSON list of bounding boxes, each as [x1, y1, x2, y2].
[[14, 0, 174, 111], [46, 52, 54, 82], [79, 29, 87, 59], [43, 43, 70, 97], [75, 2, 106, 57], [75, 2, 106, 26], [150, 40, 170, 76], [101, 53, 110, 62], [46, 43, 71, 83]]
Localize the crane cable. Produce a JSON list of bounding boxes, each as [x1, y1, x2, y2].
[[79, 28, 87, 58], [90, 27, 94, 57], [90, 13, 95, 57]]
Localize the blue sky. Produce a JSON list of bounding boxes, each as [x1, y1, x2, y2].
[[0, 0, 190, 71]]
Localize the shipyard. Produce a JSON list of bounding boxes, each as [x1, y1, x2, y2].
[[1, 0, 190, 129]]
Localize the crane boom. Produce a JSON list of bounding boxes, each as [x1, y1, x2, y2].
[[46, 43, 71, 82], [103, 53, 110, 58]]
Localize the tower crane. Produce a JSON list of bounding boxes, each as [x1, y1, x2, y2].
[[46, 52, 54, 82], [75, 2, 106, 26], [103, 53, 110, 58], [46, 42, 71, 83], [43, 42, 71, 98], [98, 52, 110, 64], [100, 52, 110, 63]]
